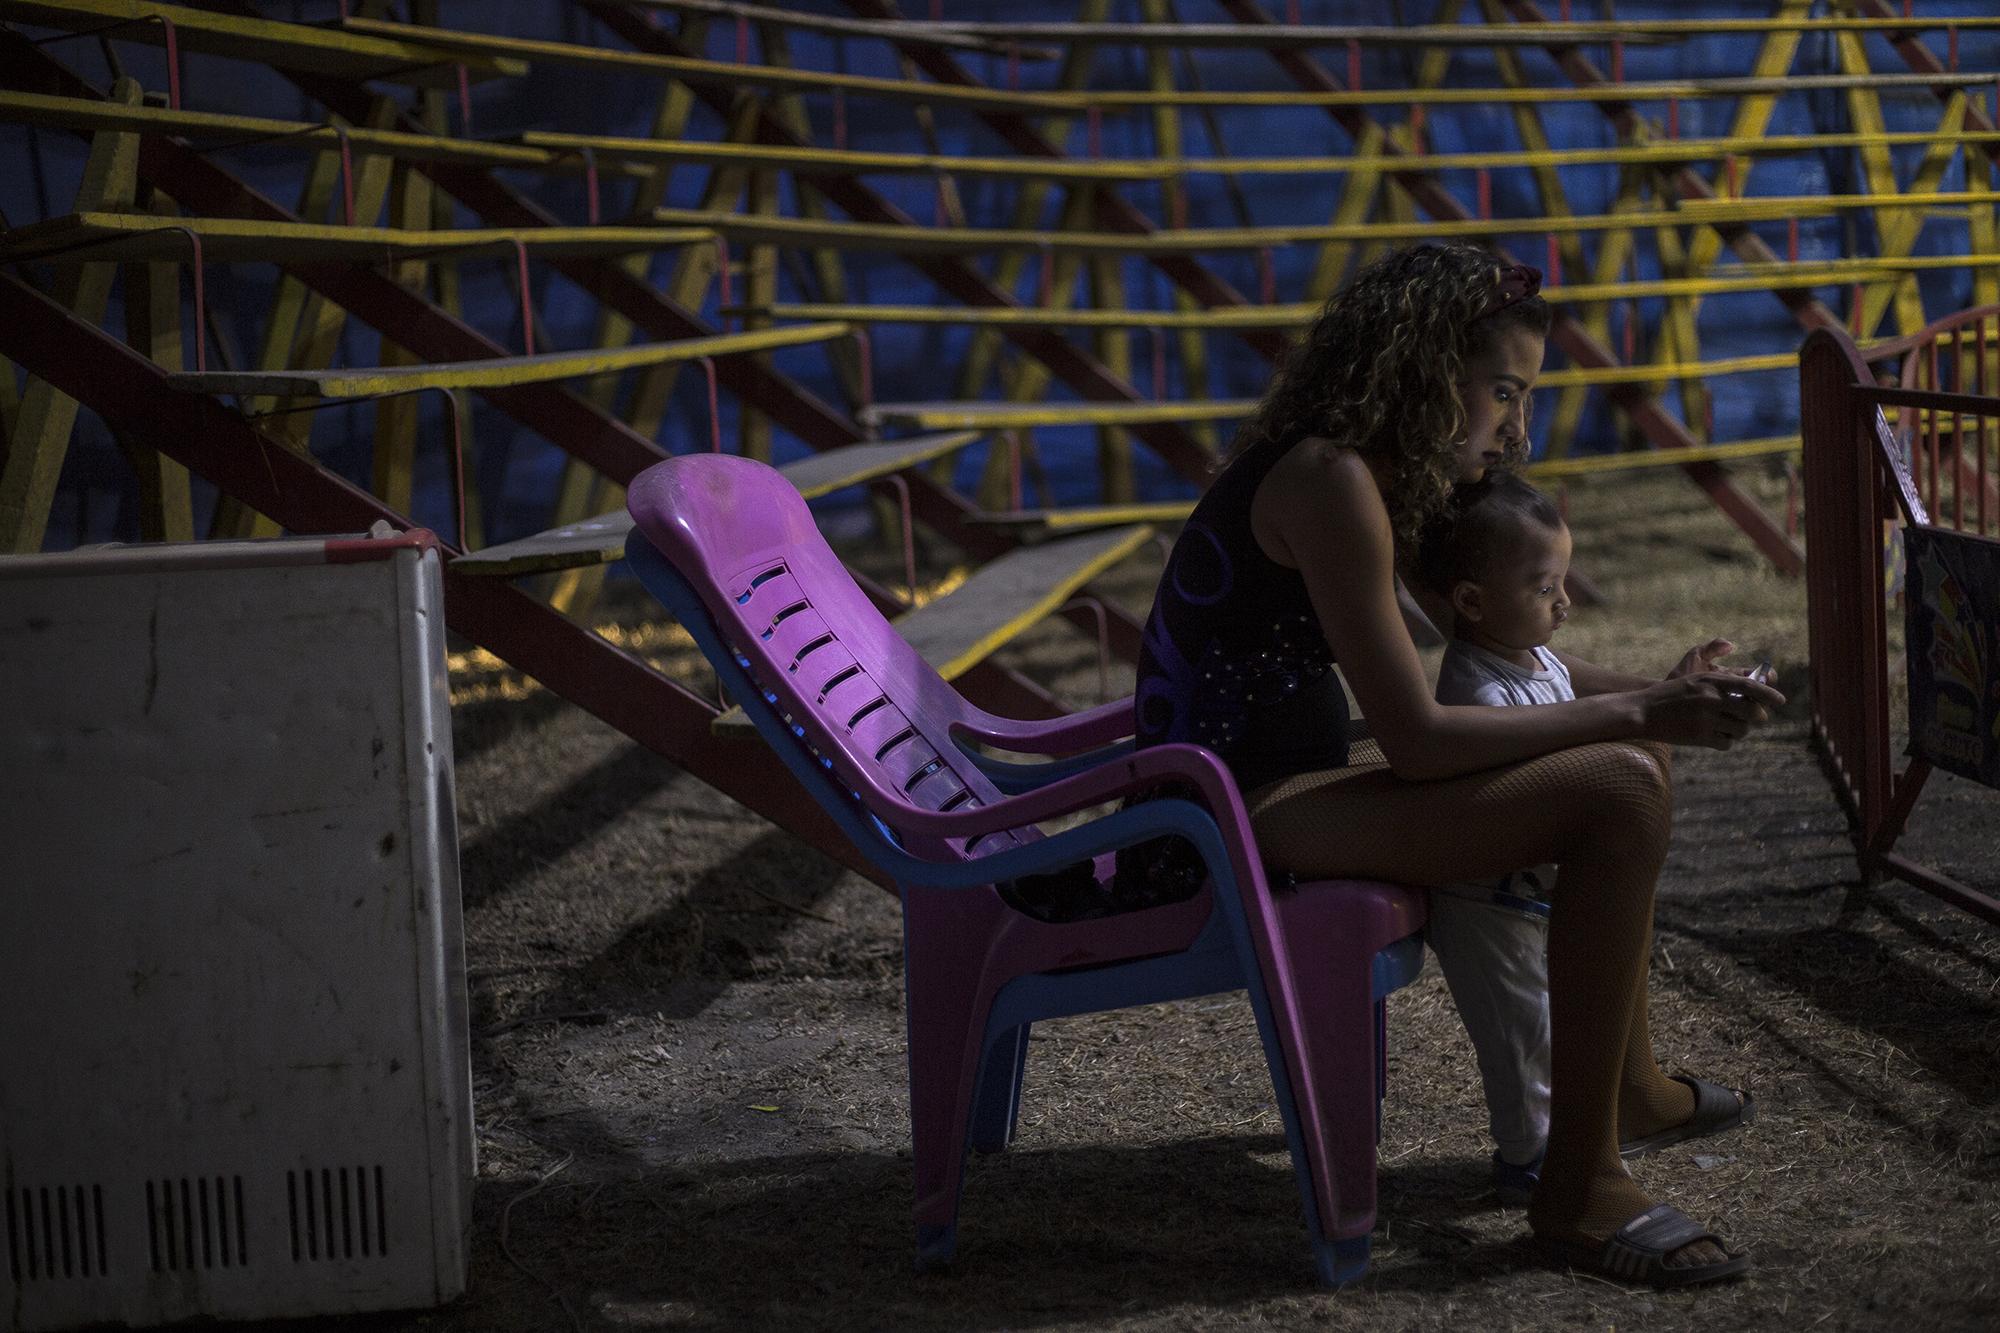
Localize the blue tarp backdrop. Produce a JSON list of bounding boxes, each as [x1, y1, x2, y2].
[[7, 1, 1996, 550]]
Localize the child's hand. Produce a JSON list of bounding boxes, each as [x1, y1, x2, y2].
[[1667, 638, 1735, 680]]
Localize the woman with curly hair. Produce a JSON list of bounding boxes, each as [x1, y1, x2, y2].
[[1133, 242, 1779, 1287]]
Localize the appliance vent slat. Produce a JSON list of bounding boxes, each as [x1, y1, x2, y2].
[[5, 1182, 107, 1280], [286, 1165, 389, 1262], [147, 1176, 247, 1272]]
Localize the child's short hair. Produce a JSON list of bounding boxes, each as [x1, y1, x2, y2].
[[1414, 471, 1565, 596]]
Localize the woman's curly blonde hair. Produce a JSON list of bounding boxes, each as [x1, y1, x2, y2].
[[1223, 242, 1551, 549]]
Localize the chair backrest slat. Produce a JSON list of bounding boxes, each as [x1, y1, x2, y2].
[[628, 456, 1038, 866]]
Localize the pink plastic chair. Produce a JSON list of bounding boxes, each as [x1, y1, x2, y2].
[[625, 455, 1427, 1285]]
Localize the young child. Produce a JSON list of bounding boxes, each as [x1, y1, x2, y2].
[[1414, 471, 1574, 1206]]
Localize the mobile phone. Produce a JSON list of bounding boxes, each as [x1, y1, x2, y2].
[[1725, 658, 1774, 696]]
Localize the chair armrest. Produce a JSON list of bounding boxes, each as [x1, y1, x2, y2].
[[952, 694, 1137, 756], [873, 743, 1268, 909], [960, 738, 1135, 794], [891, 742, 1245, 843]]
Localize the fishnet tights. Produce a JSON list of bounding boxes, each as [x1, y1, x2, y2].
[[1248, 740, 1696, 1243]]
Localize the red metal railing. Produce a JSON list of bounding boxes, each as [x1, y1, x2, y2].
[[1799, 307, 2000, 925]]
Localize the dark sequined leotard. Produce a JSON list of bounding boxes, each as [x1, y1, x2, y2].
[[1134, 436, 1350, 791]]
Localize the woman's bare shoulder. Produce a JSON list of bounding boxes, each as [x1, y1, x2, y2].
[[1252, 438, 1391, 566]]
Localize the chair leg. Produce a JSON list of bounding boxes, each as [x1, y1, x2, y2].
[[1313, 1234, 1376, 1288], [1269, 906, 1408, 1256], [903, 945, 998, 1272], [968, 1022, 1030, 1154]]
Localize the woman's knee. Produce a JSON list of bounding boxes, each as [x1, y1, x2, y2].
[[1578, 743, 1674, 842], [1626, 738, 1674, 779]]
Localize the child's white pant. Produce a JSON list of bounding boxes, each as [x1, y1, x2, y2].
[[1426, 881, 1552, 1165]]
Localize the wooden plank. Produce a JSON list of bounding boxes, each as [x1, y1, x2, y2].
[[0, 212, 714, 264], [888, 522, 1154, 679], [774, 431, 986, 500], [449, 509, 635, 578], [713, 523, 1155, 733], [455, 431, 987, 576], [167, 322, 850, 398], [0, 0, 524, 85]]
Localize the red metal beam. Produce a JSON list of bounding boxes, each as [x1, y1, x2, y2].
[[1856, 0, 2000, 169], [1215, 0, 1804, 576], [837, 0, 1294, 364], [1494, 0, 1845, 329], [581, 1, 1221, 489], [1, 33, 1070, 720], [184, 18, 1145, 669], [0, 267, 889, 885]]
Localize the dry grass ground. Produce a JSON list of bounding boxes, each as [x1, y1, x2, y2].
[[358, 466, 1997, 1333]]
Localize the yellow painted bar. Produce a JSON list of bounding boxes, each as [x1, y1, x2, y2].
[[972, 501, 1200, 529], [0, 91, 604, 173], [1678, 190, 2000, 221], [963, 439, 1806, 525], [523, 130, 1165, 183], [626, 0, 1059, 58], [865, 353, 1812, 429], [1474, 16, 2000, 36], [904, 16, 2000, 43], [522, 125, 2000, 185], [0, 0, 525, 85], [338, 19, 1984, 113], [340, 17, 1080, 113], [864, 400, 1251, 430], [0, 212, 715, 264], [652, 202, 1995, 256], [1071, 72, 1993, 111], [168, 322, 850, 398], [750, 260, 1996, 328], [1523, 436, 1802, 479], [1542, 353, 1803, 387], [899, 20, 1677, 48]]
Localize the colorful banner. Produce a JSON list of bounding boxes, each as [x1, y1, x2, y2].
[[1905, 526, 2000, 789]]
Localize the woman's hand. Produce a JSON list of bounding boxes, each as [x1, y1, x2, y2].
[[1668, 638, 1736, 680], [1638, 672, 1787, 750]]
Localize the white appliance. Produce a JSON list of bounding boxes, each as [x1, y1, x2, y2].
[[0, 531, 472, 1330]]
